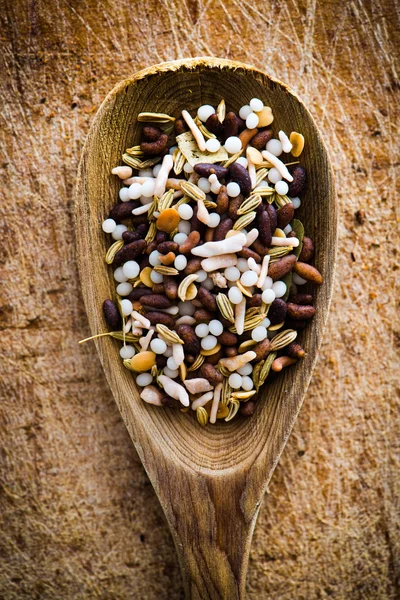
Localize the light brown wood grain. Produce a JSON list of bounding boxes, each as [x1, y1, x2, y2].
[[75, 58, 336, 599]]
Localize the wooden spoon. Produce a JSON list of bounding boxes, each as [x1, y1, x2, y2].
[[75, 57, 337, 599]]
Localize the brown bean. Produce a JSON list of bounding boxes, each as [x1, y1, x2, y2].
[[276, 203, 295, 229], [109, 201, 138, 222], [185, 354, 195, 364], [224, 346, 238, 357], [122, 231, 141, 244], [205, 113, 224, 136], [204, 227, 214, 242], [287, 303, 316, 320], [128, 286, 153, 301], [160, 394, 181, 408], [240, 400, 257, 416], [293, 262, 323, 285], [217, 331, 238, 346], [268, 299, 287, 324], [157, 241, 179, 254], [257, 205, 272, 246], [238, 247, 261, 263], [200, 363, 223, 386], [287, 342, 305, 359], [247, 294, 262, 308], [146, 312, 175, 327], [139, 255, 150, 270], [197, 286, 217, 312], [205, 349, 223, 365], [238, 127, 258, 148], [228, 195, 243, 220], [223, 111, 240, 138], [140, 133, 168, 155], [156, 355, 168, 369], [251, 238, 269, 257], [253, 338, 271, 361], [136, 223, 148, 238], [214, 217, 233, 241], [193, 309, 214, 323], [114, 239, 147, 265], [289, 293, 313, 305], [103, 299, 121, 330], [251, 128, 273, 150], [228, 163, 252, 196], [142, 125, 162, 141], [179, 230, 200, 254], [194, 163, 228, 179], [152, 283, 165, 294], [174, 117, 187, 135], [131, 215, 149, 227], [184, 258, 203, 275], [146, 240, 158, 255], [155, 230, 169, 243], [298, 236, 314, 263], [141, 295, 172, 309], [288, 166, 306, 197], [176, 324, 200, 355], [265, 204, 277, 235], [214, 185, 229, 215], [163, 276, 178, 300], [267, 255, 297, 281]]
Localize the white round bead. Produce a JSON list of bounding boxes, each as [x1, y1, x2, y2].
[[292, 197, 301, 209], [183, 162, 194, 174], [266, 139, 283, 156], [235, 157, 248, 168], [272, 281, 287, 298], [178, 301, 196, 316], [141, 179, 156, 197], [174, 255, 187, 271], [195, 323, 209, 338], [225, 266, 240, 282], [139, 169, 153, 178], [178, 203, 193, 220], [262, 276, 273, 290], [239, 105, 252, 120], [240, 270, 258, 287], [169, 146, 177, 156], [202, 277, 214, 290], [153, 164, 162, 177], [208, 213, 221, 228], [198, 177, 211, 193], [229, 373, 242, 389], [228, 286, 243, 304], [150, 270, 163, 284], [178, 220, 191, 234], [208, 320, 223, 336], [119, 187, 130, 202], [251, 325, 267, 342], [227, 182, 241, 197], [102, 219, 116, 233], [164, 346, 173, 357], [136, 373, 153, 386], [267, 168, 282, 184], [128, 183, 142, 199], [149, 250, 161, 266], [237, 363, 253, 376], [116, 282, 133, 296], [120, 299, 133, 316], [150, 338, 167, 354], [205, 138, 221, 153], [173, 233, 188, 245], [250, 98, 264, 112], [262, 288, 276, 304], [122, 260, 140, 279], [164, 367, 179, 378], [261, 317, 271, 327], [112, 224, 128, 240], [120, 345, 135, 359], [283, 224, 292, 235], [237, 258, 249, 272], [224, 136, 242, 155], [246, 112, 259, 129], [241, 376, 254, 391], [275, 181, 289, 196], [201, 335, 217, 351], [114, 267, 128, 283], [293, 273, 307, 285], [197, 104, 215, 122], [195, 269, 208, 283], [167, 356, 178, 370]]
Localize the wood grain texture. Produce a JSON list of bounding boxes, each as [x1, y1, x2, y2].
[[0, 1, 399, 599], [75, 57, 336, 599]]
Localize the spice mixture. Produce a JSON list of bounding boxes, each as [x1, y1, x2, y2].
[[89, 98, 322, 425]]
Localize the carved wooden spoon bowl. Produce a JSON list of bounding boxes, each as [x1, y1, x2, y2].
[[75, 57, 337, 599]]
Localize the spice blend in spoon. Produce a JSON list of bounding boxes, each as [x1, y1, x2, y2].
[[90, 98, 322, 426]]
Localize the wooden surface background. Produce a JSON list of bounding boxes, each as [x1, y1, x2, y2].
[[0, 1, 399, 598]]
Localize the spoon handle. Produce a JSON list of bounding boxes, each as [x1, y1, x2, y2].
[[154, 465, 260, 599]]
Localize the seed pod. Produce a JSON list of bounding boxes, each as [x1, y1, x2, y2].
[[217, 331, 238, 346], [176, 324, 200, 355], [293, 262, 323, 285], [193, 309, 214, 323], [142, 125, 163, 141], [163, 276, 178, 300], [205, 113, 224, 136], [277, 203, 295, 229], [160, 394, 181, 408], [238, 247, 261, 263], [214, 217, 233, 241], [146, 311, 176, 328], [253, 338, 271, 361], [184, 258, 203, 275], [228, 195, 244, 220], [287, 342, 305, 358], [141, 295, 172, 309], [268, 299, 287, 325], [140, 133, 168, 155], [287, 303, 316, 320], [197, 286, 217, 312], [109, 201, 138, 222], [298, 236, 314, 263], [257, 205, 272, 246], [114, 239, 147, 265], [122, 231, 141, 244], [240, 400, 257, 416], [289, 293, 313, 305], [251, 128, 273, 150], [247, 294, 262, 308], [157, 241, 179, 254], [224, 346, 238, 357], [200, 363, 223, 386], [228, 163, 252, 196], [179, 231, 200, 254], [194, 163, 228, 179], [288, 166, 306, 197], [174, 117, 187, 135], [103, 299, 121, 330], [128, 287, 153, 301], [223, 111, 240, 138], [216, 186, 229, 215], [267, 255, 297, 281]]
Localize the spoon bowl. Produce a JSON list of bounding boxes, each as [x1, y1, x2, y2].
[[75, 57, 337, 599]]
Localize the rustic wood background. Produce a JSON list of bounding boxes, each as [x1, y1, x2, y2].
[[0, 1, 399, 598]]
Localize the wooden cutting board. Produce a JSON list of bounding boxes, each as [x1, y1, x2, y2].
[[0, 1, 398, 598]]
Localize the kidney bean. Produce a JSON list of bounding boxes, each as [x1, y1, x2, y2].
[[103, 299, 121, 330], [197, 286, 217, 312], [228, 195, 243, 220], [205, 349, 223, 365], [109, 201, 138, 222], [267, 255, 297, 281], [223, 111, 240, 138], [276, 202, 295, 229], [228, 163, 252, 196], [194, 163, 228, 178], [240, 400, 257, 416], [268, 299, 287, 324], [128, 287, 153, 301], [114, 239, 147, 265], [140, 133, 168, 155], [288, 166, 306, 197], [176, 324, 200, 355], [217, 331, 238, 346], [163, 276, 178, 300], [251, 128, 273, 150], [158, 241, 179, 254], [200, 363, 223, 385], [214, 217, 233, 241], [146, 312, 176, 328], [251, 238, 269, 257], [152, 283, 165, 294], [265, 204, 277, 234], [205, 113, 224, 136], [142, 125, 163, 141], [298, 236, 314, 263], [193, 309, 214, 323], [257, 205, 272, 246], [141, 295, 172, 309], [146, 240, 158, 255], [224, 346, 238, 357], [122, 231, 141, 244], [156, 230, 169, 243]]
